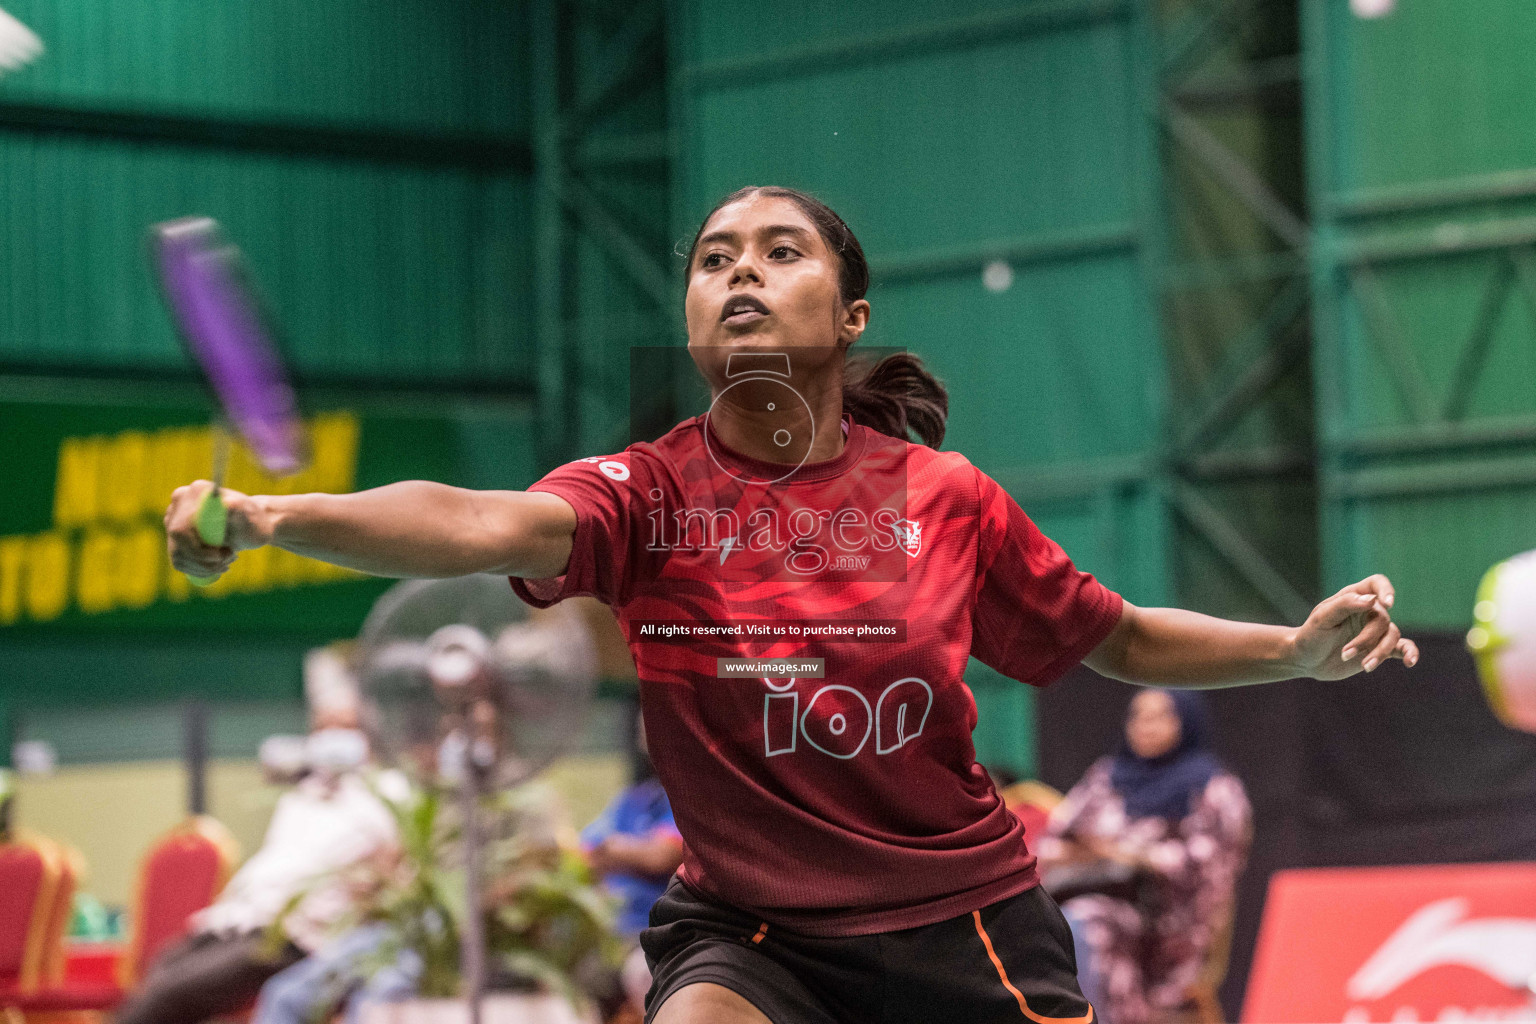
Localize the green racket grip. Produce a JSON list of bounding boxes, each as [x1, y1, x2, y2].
[[186, 487, 229, 588]]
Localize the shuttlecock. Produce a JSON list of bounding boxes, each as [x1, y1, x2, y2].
[[0, 6, 43, 75], [1350, 0, 1396, 18]]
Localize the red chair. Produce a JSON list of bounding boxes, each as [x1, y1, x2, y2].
[[4, 817, 239, 1020], [119, 816, 240, 989], [39, 843, 83, 988], [999, 779, 1065, 844], [0, 835, 63, 1002]]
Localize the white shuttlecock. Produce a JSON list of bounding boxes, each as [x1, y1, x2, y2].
[[1350, 0, 1396, 18], [0, 6, 44, 75]]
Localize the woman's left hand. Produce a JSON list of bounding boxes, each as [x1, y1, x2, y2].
[[1289, 574, 1419, 680]]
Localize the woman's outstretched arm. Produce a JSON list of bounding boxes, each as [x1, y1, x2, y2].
[[164, 480, 576, 582], [1083, 574, 1420, 689]]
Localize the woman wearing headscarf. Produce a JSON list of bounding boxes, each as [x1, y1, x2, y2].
[[1037, 689, 1251, 1024]]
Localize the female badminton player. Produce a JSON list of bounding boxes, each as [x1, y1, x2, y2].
[[166, 186, 1418, 1024]]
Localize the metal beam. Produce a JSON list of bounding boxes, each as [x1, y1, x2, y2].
[[1171, 54, 1300, 109], [1166, 479, 1313, 624], [532, 0, 570, 462], [1161, 0, 1261, 81], [567, 0, 666, 132], [874, 223, 1138, 284], [1175, 312, 1309, 458], [1510, 248, 1536, 340], [1343, 216, 1536, 265], [572, 130, 670, 169], [1331, 454, 1536, 500], [1161, 253, 1307, 291], [990, 456, 1153, 504], [558, 174, 673, 310], [1332, 165, 1536, 220], [1442, 258, 1513, 422], [685, 0, 1129, 90], [0, 365, 537, 403], [1331, 413, 1536, 458], [1173, 276, 1308, 447], [0, 99, 531, 172], [1164, 104, 1309, 251], [1347, 266, 1439, 425], [1182, 445, 1313, 481]]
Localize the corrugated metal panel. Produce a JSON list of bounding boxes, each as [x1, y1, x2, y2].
[[1304, 0, 1536, 629], [0, 133, 534, 381], [0, 0, 526, 134]]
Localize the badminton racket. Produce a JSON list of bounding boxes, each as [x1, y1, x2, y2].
[[152, 217, 307, 585]]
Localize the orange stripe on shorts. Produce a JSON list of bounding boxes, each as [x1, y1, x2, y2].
[[972, 910, 1094, 1024], [751, 922, 768, 944]]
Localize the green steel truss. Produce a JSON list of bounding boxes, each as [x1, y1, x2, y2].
[[532, 0, 673, 465], [1148, 0, 1317, 624]]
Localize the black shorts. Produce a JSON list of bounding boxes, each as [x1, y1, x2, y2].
[[639, 878, 1094, 1024]]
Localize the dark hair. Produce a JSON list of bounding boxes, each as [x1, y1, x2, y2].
[[686, 185, 950, 448]]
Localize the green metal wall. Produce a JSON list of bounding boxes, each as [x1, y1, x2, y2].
[[669, 0, 1173, 772], [0, 0, 533, 383], [1304, 0, 1536, 629], [672, 0, 1168, 602], [0, 0, 541, 747], [1, 0, 525, 132]]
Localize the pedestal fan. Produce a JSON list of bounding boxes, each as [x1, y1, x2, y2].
[[357, 574, 599, 1024]]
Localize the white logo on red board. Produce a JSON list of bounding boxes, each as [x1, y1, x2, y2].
[[1346, 897, 1536, 1001], [891, 518, 922, 558]]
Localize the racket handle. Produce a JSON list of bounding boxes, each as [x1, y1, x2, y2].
[[186, 487, 229, 587]]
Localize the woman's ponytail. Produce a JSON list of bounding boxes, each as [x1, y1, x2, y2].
[[843, 351, 949, 449]]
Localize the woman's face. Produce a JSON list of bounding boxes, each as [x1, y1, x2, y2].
[[1126, 690, 1182, 759], [684, 194, 869, 391]]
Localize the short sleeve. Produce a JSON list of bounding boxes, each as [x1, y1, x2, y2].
[[508, 453, 647, 609], [970, 468, 1124, 687]]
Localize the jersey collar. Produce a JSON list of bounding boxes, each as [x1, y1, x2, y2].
[[700, 413, 867, 484]]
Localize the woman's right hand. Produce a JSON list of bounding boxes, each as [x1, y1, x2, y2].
[[163, 480, 274, 579]]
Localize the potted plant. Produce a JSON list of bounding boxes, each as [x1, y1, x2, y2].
[[281, 777, 620, 1024]]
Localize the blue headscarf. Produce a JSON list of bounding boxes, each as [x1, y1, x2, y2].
[[1109, 689, 1223, 822]]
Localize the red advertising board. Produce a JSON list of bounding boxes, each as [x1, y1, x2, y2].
[[1243, 863, 1536, 1022]]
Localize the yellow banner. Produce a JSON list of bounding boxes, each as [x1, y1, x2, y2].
[[0, 412, 363, 625]]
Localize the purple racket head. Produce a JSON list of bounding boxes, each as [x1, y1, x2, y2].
[[153, 217, 306, 476]]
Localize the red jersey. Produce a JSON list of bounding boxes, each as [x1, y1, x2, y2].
[[510, 413, 1123, 936]]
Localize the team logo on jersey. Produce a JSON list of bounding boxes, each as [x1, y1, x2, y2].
[[891, 518, 922, 558], [578, 455, 630, 481]]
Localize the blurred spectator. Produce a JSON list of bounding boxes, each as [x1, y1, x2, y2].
[[114, 651, 403, 1024], [1036, 689, 1250, 1024], [581, 720, 683, 1019]]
